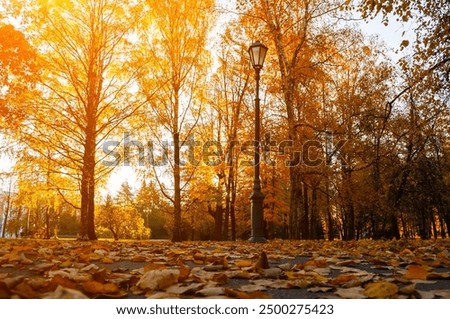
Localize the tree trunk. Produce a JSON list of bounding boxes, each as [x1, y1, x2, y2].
[[301, 181, 309, 239], [230, 169, 237, 241], [347, 202, 355, 240], [311, 185, 318, 239], [45, 206, 51, 239], [1, 181, 12, 238], [224, 186, 230, 241], [80, 129, 97, 240], [222, 192, 229, 241], [216, 204, 224, 241], [325, 177, 334, 240], [289, 167, 303, 239], [172, 132, 182, 242], [79, 23, 103, 240], [208, 203, 223, 241]]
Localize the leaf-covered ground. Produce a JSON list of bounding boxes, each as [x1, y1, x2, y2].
[[1, 238, 450, 299]]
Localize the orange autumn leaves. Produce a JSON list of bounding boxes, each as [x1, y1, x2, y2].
[[1, 238, 450, 299], [0, 24, 38, 128]]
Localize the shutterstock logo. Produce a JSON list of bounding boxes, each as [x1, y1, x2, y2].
[[101, 133, 347, 168]]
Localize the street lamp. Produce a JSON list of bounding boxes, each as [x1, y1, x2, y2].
[[248, 40, 268, 243]]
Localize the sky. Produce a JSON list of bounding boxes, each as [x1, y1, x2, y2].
[[356, 13, 415, 62]]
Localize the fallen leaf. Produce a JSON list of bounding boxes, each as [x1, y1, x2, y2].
[[196, 287, 225, 297], [417, 290, 435, 299], [226, 270, 255, 279], [399, 283, 416, 295], [404, 265, 429, 280], [235, 260, 254, 268], [435, 290, 450, 298], [43, 285, 88, 299], [335, 287, 367, 298], [400, 248, 414, 256], [19, 253, 33, 265], [304, 258, 328, 269], [427, 272, 450, 279], [336, 259, 362, 266], [308, 287, 334, 293], [0, 281, 9, 298], [92, 268, 110, 283], [262, 267, 284, 279], [238, 284, 267, 293], [166, 283, 203, 295], [3, 275, 25, 289], [193, 252, 205, 262], [224, 288, 271, 299], [204, 264, 225, 271], [82, 280, 120, 295], [277, 263, 293, 271], [312, 267, 331, 276], [177, 260, 191, 282], [31, 262, 55, 273], [364, 281, 398, 298], [100, 257, 114, 264], [11, 281, 37, 298], [44, 275, 77, 292], [330, 274, 357, 286], [212, 272, 228, 284], [27, 277, 48, 291], [131, 255, 147, 263], [81, 263, 99, 272], [146, 291, 178, 299], [253, 279, 292, 289], [168, 249, 186, 257], [137, 269, 180, 291], [255, 251, 269, 270], [59, 260, 72, 268], [144, 262, 167, 272], [3, 253, 21, 263], [38, 248, 53, 256]]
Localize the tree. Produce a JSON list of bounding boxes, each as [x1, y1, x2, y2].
[[236, 0, 367, 239], [96, 184, 151, 240], [135, 180, 170, 239], [0, 172, 15, 237], [356, 0, 450, 98], [2, 0, 148, 240], [355, 0, 450, 238], [137, 0, 215, 241], [206, 23, 254, 240]]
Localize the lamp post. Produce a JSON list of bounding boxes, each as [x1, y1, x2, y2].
[[248, 40, 268, 243]]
